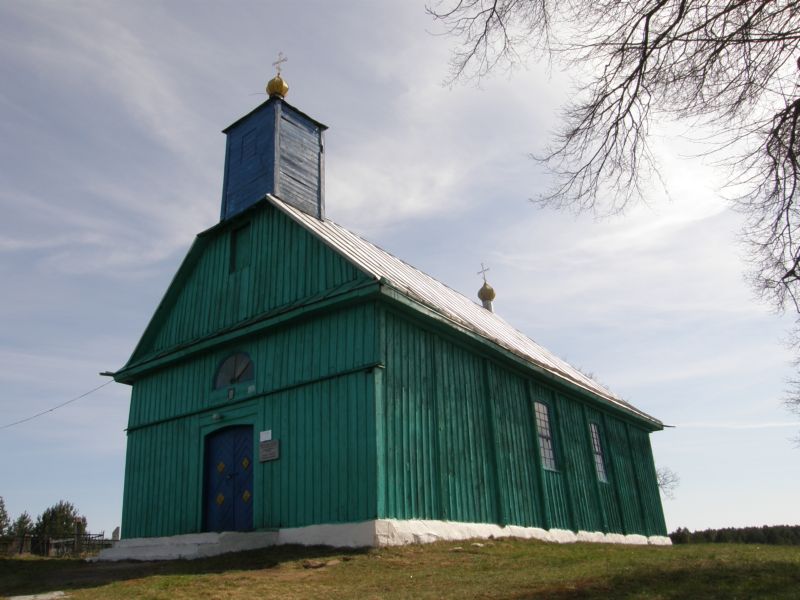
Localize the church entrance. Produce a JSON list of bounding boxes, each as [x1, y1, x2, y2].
[[204, 425, 254, 532]]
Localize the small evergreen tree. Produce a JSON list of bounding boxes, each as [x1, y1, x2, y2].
[[0, 496, 9, 536], [10, 512, 33, 538], [669, 527, 690, 544], [34, 501, 87, 539]]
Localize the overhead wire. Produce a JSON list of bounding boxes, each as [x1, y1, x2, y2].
[[0, 379, 114, 431]]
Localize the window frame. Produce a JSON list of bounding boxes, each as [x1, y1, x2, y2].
[[213, 351, 255, 391], [534, 400, 558, 471], [589, 422, 609, 483]]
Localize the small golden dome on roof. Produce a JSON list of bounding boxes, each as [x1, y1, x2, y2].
[[267, 74, 289, 99], [478, 281, 496, 302]]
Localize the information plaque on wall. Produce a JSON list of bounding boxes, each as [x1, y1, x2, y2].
[[259, 439, 280, 462]]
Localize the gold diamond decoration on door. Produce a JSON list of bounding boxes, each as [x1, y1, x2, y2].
[[217, 461, 225, 473], [241, 457, 250, 470], [216, 493, 225, 505], [242, 490, 251, 503]]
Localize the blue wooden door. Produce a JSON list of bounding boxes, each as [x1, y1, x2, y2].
[[204, 425, 254, 532]]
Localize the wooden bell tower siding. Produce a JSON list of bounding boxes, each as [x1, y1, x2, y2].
[[109, 90, 668, 546]]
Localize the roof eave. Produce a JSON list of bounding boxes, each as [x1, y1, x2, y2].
[[222, 97, 329, 134]]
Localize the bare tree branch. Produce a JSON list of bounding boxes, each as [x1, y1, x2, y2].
[[656, 466, 680, 499]]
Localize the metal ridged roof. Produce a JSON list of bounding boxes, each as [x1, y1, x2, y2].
[[268, 194, 661, 427]]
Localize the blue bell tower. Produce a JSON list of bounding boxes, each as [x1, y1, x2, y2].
[[220, 72, 327, 221]]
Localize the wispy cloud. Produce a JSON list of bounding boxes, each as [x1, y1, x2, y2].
[[0, 3, 224, 278], [3, 3, 214, 161], [674, 421, 800, 430]]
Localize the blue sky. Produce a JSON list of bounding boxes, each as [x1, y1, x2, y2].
[[1, 1, 797, 536]]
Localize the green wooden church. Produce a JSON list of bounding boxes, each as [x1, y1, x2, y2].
[[102, 73, 669, 559]]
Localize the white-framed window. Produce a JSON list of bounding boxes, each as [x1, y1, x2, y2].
[[589, 422, 608, 483], [534, 401, 557, 471]]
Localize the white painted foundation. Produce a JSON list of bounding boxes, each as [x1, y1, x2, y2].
[[372, 519, 671, 547], [93, 519, 671, 561]]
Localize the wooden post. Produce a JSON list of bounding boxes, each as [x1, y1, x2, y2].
[[74, 519, 81, 554]]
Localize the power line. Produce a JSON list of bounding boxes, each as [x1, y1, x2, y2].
[[0, 380, 114, 432]]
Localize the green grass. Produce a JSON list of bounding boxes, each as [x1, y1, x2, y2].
[[2, 539, 799, 599]]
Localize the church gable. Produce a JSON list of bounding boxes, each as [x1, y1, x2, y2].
[[127, 201, 369, 366]]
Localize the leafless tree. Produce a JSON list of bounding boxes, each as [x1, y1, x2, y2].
[[429, 0, 800, 420], [656, 466, 680, 499]]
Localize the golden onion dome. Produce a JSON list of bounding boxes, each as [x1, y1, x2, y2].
[[478, 281, 496, 302], [267, 74, 289, 99]]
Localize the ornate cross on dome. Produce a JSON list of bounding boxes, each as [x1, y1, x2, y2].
[[272, 51, 288, 75], [477, 263, 490, 283]]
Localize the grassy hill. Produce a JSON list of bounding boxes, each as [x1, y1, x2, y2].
[[2, 537, 799, 599]]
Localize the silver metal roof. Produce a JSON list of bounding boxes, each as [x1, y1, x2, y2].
[[268, 194, 661, 427]]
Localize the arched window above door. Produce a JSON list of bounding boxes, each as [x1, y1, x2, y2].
[[213, 352, 254, 389]]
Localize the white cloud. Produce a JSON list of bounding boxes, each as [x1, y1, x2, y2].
[[3, 3, 214, 161], [608, 341, 794, 388], [675, 421, 800, 430]]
